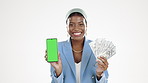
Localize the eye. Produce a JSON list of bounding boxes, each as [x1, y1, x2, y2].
[[79, 23, 84, 26], [69, 23, 74, 27]]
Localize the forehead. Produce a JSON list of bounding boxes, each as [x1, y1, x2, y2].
[[68, 16, 85, 23]]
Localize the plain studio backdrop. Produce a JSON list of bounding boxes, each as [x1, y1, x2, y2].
[[0, 0, 148, 83]]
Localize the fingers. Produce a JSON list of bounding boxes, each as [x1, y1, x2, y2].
[[45, 50, 47, 61], [96, 56, 109, 71], [97, 56, 108, 66], [58, 52, 60, 58], [57, 52, 62, 64], [45, 50, 49, 62]]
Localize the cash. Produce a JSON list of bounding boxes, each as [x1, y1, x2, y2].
[[89, 38, 116, 60]]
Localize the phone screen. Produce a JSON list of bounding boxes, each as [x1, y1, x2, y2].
[[46, 38, 58, 62]]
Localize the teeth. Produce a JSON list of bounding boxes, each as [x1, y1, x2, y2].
[[73, 32, 81, 35]]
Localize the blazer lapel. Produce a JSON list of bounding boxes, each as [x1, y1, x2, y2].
[[80, 39, 92, 79], [62, 39, 76, 77]]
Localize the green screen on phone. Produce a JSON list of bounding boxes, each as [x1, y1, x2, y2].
[[46, 38, 58, 62]]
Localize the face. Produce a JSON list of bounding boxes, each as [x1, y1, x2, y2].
[[67, 15, 87, 40]]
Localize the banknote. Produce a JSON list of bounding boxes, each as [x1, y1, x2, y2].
[[89, 38, 116, 60]]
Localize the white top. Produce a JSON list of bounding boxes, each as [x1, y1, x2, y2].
[[75, 62, 81, 83]]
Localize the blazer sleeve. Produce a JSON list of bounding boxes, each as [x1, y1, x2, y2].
[[96, 70, 109, 83], [50, 65, 63, 83]]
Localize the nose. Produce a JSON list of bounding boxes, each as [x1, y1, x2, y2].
[[73, 24, 81, 29]]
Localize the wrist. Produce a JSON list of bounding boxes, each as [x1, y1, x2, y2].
[[96, 72, 103, 81], [96, 72, 103, 77], [55, 68, 62, 77]]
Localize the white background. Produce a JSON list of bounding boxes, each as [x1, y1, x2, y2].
[[0, 0, 148, 83]]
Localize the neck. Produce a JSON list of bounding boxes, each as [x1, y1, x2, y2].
[[71, 38, 84, 46], [71, 37, 85, 52]]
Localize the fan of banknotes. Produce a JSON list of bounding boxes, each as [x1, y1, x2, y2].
[[89, 38, 116, 60]]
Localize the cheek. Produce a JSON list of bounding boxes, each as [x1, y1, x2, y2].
[[67, 28, 72, 34], [67, 27, 73, 31], [83, 27, 87, 32]]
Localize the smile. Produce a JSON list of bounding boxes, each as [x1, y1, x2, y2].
[[72, 32, 82, 36], [73, 32, 81, 35]]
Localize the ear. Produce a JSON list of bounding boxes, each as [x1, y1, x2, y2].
[[84, 26, 87, 36], [85, 26, 87, 31], [86, 24, 87, 27]]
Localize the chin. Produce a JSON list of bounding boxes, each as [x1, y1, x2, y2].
[[71, 36, 84, 40]]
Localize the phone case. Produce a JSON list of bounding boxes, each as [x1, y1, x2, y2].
[[46, 38, 58, 62]]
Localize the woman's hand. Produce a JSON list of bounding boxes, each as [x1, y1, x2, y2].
[[45, 50, 62, 77], [96, 56, 109, 79]]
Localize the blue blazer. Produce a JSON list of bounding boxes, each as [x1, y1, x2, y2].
[[50, 38, 108, 83]]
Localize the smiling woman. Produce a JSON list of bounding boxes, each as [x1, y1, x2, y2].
[[67, 14, 87, 40], [45, 8, 109, 83]]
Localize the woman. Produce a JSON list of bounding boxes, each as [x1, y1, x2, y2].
[[45, 8, 109, 83]]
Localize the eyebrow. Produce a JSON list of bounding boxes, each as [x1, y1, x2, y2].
[[69, 21, 84, 24]]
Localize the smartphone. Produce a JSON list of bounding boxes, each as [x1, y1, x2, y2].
[[46, 38, 58, 62]]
